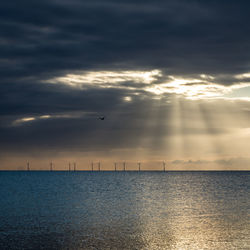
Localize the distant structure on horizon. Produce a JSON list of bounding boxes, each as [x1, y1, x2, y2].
[[50, 162, 53, 171], [27, 162, 30, 171], [24, 160, 168, 172], [138, 162, 141, 171], [86, 161, 167, 171]]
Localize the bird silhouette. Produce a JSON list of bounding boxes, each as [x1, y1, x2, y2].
[[98, 116, 105, 120]]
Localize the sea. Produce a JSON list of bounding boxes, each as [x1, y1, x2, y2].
[[0, 171, 249, 250]]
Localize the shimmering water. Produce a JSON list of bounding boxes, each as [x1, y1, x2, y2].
[[0, 171, 249, 250]]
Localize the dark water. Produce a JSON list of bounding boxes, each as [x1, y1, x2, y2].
[[0, 171, 249, 250]]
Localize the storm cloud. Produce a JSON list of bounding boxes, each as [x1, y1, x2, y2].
[[1, 0, 250, 169]]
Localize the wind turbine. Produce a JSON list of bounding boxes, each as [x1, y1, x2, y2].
[[27, 162, 30, 171], [163, 161, 166, 172], [138, 162, 141, 171]]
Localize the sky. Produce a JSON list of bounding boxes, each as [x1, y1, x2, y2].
[[1, 0, 250, 170]]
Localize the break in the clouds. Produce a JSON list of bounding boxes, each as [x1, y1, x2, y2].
[[46, 70, 250, 99], [1, 0, 250, 169]]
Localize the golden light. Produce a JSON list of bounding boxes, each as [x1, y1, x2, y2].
[[13, 117, 36, 125], [145, 76, 232, 99], [123, 96, 132, 102], [47, 69, 162, 89]]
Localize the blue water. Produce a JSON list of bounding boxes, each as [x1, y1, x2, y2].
[[0, 171, 249, 249]]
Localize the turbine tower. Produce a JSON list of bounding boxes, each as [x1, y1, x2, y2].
[[91, 162, 94, 171], [98, 162, 101, 171], [163, 161, 166, 172], [138, 162, 141, 171], [73, 162, 76, 171], [114, 162, 117, 171], [27, 162, 30, 171], [50, 162, 53, 171], [123, 162, 126, 171], [69, 162, 71, 171]]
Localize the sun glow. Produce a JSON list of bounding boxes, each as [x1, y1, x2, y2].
[[145, 76, 232, 99], [123, 96, 132, 102], [235, 72, 250, 79], [13, 117, 36, 125], [12, 112, 94, 126], [47, 70, 162, 89], [46, 69, 250, 100]]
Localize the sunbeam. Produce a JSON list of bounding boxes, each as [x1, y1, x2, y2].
[[165, 96, 184, 160]]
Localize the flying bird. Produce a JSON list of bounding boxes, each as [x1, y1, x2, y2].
[[98, 116, 105, 120]]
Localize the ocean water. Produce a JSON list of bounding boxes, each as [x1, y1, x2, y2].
[[0, 171, 249, 250]]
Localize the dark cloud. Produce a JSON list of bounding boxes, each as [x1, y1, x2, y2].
[[1, 0, 250, 79], [0, 96, 171, 154]]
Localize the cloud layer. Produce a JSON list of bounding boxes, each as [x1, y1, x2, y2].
[[1, 0, 250, 169]]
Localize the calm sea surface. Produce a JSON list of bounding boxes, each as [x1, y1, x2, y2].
[[0, 171, 249, 250]]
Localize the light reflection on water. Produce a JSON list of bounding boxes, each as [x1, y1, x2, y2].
[[0, 171, 249, 249]]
